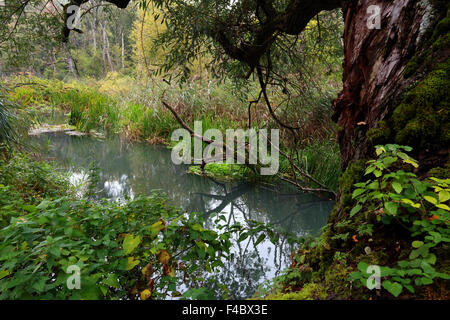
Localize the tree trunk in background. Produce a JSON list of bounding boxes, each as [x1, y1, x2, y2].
[[101, 23, 114, 73], [121, 31, 125, 69], [64, 43, 79, 78], [92, 20, 97, 52], [333, 0, 449, 173]]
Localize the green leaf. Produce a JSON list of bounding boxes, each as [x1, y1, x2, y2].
[[123, 234, 141, 255], [404, 285, 415, 293], [357, 261, 369, 273], [365, 166, 375, 175], [439, 190, 450, 203], [367, 181, 379, 190], [412, 241, 424, 248], [436, 273, 450, 280], [352, 189, 366, 198], [383, 281, 403, 297], [32, 278, 47, 292], [424, 253, 437, 265], [420, 261, 435, 274], [36, 200, 51, 210], [415, 277, 433, 286], [384, 202, 398, 215], [191, 223, 203, 231], [424, 196, 437, 205], [350, 204, 362, 217], [103, 274, 120, 288], [254, 234, 266, 246], [409, 249, 420, 260], [392, 182, 403, 194], [238, 232, 249, 242], [22, 205, 37, 213]]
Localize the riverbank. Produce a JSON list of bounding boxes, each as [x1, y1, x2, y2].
[[5, 75, 341, 193]]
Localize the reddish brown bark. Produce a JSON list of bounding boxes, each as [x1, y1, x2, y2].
[[333, 0, 448, 170]]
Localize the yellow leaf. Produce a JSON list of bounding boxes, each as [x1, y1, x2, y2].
[[140, 289, 152, 300], [436, 203, 450, 211], [0, 270, 11, 280], [157, 250, 170, 265], [126, 257, 140, 271], [402, 158, 418, 168], [149, 220, 166, 237], [439, 190, 450, 203], [424, 196, 437, 205], [122, 234, 141, 255]]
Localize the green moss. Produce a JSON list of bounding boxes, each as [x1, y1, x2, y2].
[[403, 56, 422, 78], [324, 263, 353, 299], [367, 121, 391, 145], [267, 6, 450, 300], [431, 17, 450, 41], [393, 61, 450, 148], [432, 33, 450, 52], [336, 159, 366, 212], [188, 163, 249, 181], [263, 283, 328, 300]]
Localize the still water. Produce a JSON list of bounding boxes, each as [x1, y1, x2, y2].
[[31, 132, 334, 299]]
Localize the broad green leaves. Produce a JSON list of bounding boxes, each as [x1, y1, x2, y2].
[[350, 204, 362, 217], [382, 281, 402, 297], [392, 181, 402, 194], [348, 145, 450, 298], [0, 187, 236, 300], [122, 234, 141, 255]]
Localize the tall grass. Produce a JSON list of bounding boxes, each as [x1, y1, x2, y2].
[[279, 139, 341, 193], [6, 75, 253, 140]]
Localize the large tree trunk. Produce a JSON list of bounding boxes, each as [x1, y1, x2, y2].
[[334, 0, 449, 172], [316, 0, 449, 299]]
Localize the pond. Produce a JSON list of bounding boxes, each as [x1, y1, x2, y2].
[[30, 131, 334, 299]]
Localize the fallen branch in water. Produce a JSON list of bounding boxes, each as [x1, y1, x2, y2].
[[258, 129, 336, 198], [161, 93, 335, 198]]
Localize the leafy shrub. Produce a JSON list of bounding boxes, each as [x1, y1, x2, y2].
[[349, 144, 450, 297], [0, 190, 234, 299], [0, 153, 69, 204]]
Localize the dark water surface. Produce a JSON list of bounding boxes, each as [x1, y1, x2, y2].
[[31, 132, 334, 299]]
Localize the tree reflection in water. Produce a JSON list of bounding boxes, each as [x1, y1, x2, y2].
[[30, 132, 334, 298]]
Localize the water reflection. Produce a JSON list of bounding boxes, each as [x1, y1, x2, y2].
[[31, 132, 334, 298]]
